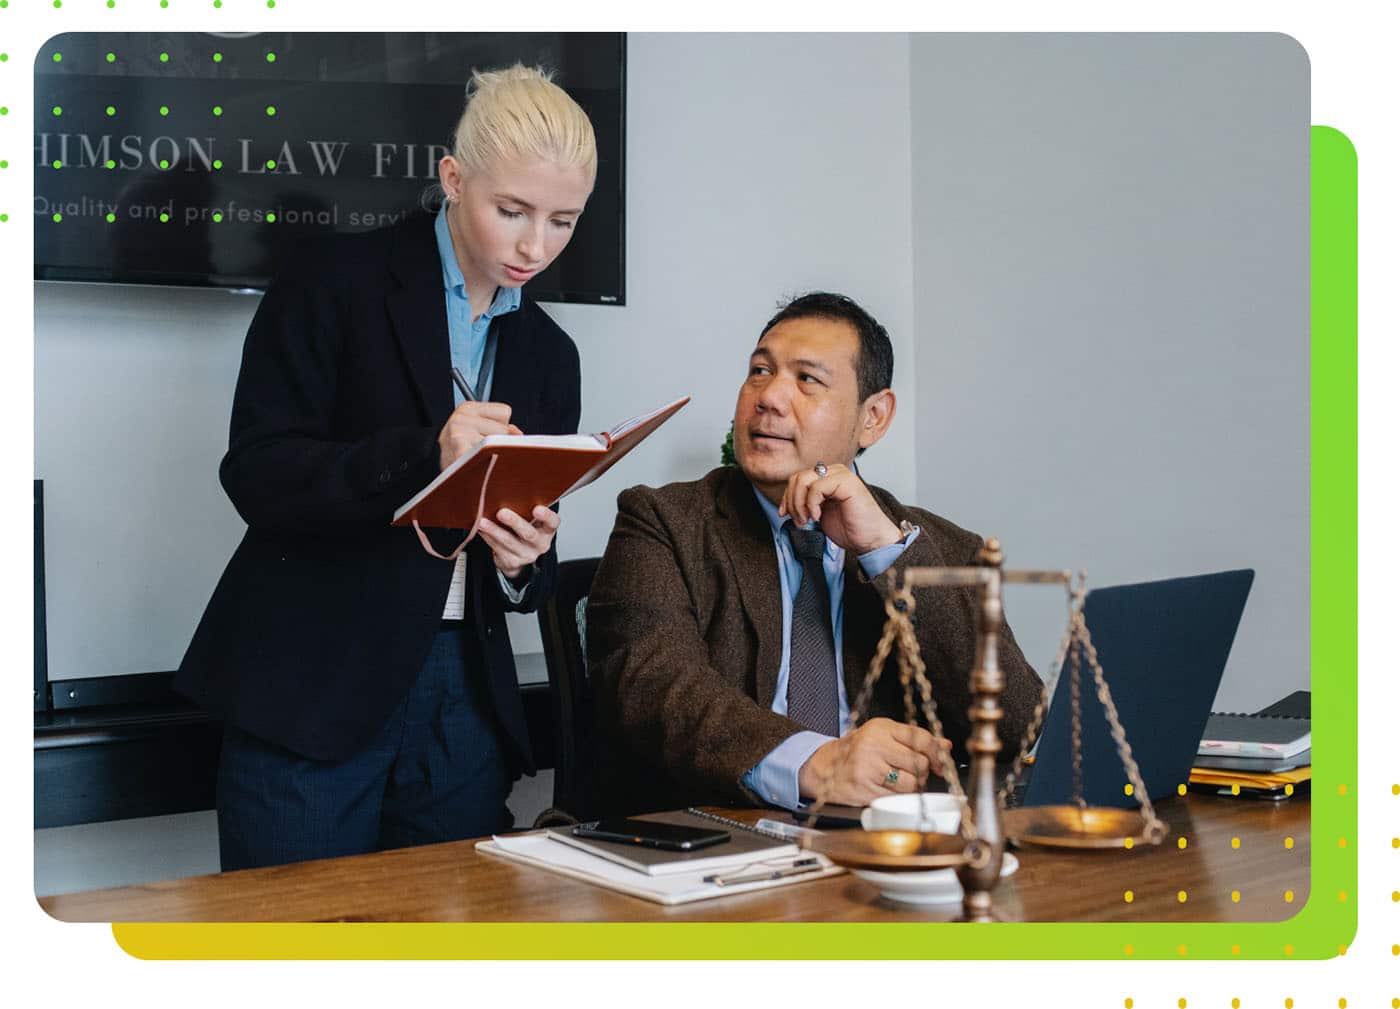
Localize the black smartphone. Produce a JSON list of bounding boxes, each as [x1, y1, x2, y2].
[[571, 818, 730, 851]]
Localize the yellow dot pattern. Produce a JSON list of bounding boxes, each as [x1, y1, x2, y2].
[[1176, 944, 1186, 956], [1177, 889, 1187, 903], [1124, 1001, 1132, 1009], [1230, 889, 1240, 903], [1123, 890, 1134, 903], [1285, 1001, 1294, 1009], [1231, 836, 1241, 849], [1284, 889, 1294, 903], [1177, 836, 1188, 849], [1231, 1001, 1240, 1009], [1177, 1000, 1186, 1008], [1286, 836, 1295, 849]]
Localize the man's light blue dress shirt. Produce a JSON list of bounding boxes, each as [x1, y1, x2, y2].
[[434, 204, 529, 602], [740, 484, 920, 809]]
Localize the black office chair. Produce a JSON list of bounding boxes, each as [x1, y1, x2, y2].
[[532, 557, 601, 827]]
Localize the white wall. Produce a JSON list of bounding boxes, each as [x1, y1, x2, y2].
[[34, 33, 917, 681], [908, 34, 1310, 712]]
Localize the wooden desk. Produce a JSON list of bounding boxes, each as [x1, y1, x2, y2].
[[41, 794, 1308, 923]]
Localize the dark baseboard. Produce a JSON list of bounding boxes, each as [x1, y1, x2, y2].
[[35, 671, 555, 829]]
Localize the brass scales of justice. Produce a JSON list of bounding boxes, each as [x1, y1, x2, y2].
[[797, 538, 1168, 922]]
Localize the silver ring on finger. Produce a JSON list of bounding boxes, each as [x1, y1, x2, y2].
[[884, 768, 899, 786], [814, 461, 829, 478]]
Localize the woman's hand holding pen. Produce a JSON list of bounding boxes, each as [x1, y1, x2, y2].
[[478, 505, 560, 581], [436, 401, 523, 471]]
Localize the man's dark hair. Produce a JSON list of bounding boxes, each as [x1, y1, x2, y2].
[[759, 292, 894, 402]]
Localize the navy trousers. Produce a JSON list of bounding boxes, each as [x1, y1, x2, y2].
[[216, 626, 514, 872]]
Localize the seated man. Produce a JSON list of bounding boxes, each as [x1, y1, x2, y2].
[[587, 292, 1042, 815]]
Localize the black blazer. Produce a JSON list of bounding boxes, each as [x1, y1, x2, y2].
[[175, 213, 582, 766]]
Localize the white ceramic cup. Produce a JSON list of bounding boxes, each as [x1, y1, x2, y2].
[[860, 793, 965, 834]]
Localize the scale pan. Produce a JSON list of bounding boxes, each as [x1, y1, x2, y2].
[[1003, 805, 1157, 849], [799, 829, 971, 870]]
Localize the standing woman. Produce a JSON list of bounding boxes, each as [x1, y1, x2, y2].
[[177, 65, 597, 871]]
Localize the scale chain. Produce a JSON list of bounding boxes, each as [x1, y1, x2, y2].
[[1075, 612, 1168, 843]]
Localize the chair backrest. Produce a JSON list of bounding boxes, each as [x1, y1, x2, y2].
[[535, 557, 601, 820]]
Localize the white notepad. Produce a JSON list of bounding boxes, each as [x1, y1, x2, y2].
[[477, 832, 840, 906]]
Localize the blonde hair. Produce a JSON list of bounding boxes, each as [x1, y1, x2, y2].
[[450, 64, 597, 189]]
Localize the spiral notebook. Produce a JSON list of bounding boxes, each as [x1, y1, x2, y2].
[[1197, 712, 1310, 759]]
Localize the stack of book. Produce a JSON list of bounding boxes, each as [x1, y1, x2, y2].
[[1190, 690, 1311, 799], [476, 808, 840, 905]]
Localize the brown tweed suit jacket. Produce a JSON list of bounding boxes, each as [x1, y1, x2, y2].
[[586, 465, 1043, 816]]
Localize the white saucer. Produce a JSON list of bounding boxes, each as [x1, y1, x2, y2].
[[851, 852, 1020, 905]]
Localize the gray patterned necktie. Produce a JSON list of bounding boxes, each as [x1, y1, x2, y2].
[[784, 521, 841, 737]]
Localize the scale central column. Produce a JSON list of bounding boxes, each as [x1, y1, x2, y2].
[[957, 538, 1008, 922]]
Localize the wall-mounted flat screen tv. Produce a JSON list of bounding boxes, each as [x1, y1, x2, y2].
[[33, 32, 626, 305]]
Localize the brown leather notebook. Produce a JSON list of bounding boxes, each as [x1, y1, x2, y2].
[[392, 395, 689, 533]]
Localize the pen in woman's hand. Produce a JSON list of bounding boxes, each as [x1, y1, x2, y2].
[[451, 367, 475, 403]]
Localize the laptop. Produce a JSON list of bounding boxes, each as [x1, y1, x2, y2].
[[1012, 568, 1255, 809]]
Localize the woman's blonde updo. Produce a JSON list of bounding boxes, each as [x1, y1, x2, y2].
[[449, 63, 597, 189]]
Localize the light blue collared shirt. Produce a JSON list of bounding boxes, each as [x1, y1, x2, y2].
[[434, 204, 521, 405], [740, 483, 920, 809], [434, 204, 529, 602]]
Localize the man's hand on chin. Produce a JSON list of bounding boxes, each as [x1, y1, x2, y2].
[[778, 462, 902, 554], [796, 717, 952, 807]]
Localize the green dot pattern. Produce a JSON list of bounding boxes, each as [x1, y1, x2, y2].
[[106, 213, 116, 223], [107, 0, 115, 7], [266, 106, 277, 116], [266, 53, 276, 63], [213, 106, 223, 116], [213, 53, 223, 63], [266, 213, 276, 223], [1, 108, 9, 117], [52, 53, 63, 63], [0, 161, 8, 169], [0, 54, 8, 63], [212, 159, 223, 170], [52, 160, 61, 169], [213, 212, 223, 222], [159, 159, 169, 169], [266, 159, 276, 170], [159, 213, 170, 223], [159, 106, 170, 116], [0, 215, 9, 223], [160, 53, 170, 64], [52, 106, 62, 116], [106, 106, 116, 116], [106, 160, 116, 169], [53, 213, 63, 223], [106, 53, 116, 63]]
